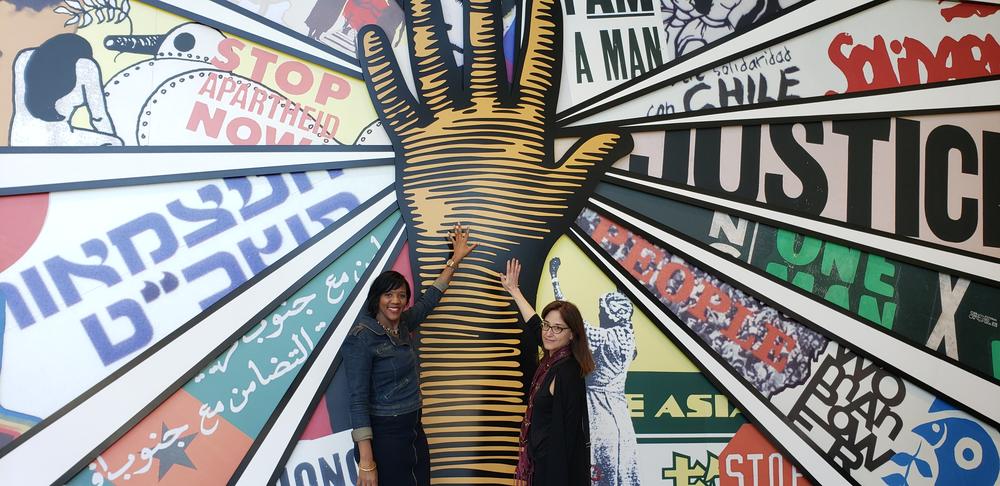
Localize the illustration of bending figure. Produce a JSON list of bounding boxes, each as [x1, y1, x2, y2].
[[10, 33, 123, 146], [550, 257, 641, 485]]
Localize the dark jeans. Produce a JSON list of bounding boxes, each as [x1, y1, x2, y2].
[[356, 410, 429, 486]]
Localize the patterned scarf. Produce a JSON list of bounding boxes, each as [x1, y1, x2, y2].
[[514, 345, 572, 486]]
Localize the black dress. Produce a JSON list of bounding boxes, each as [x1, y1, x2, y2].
[[524, 318, 591, 485]]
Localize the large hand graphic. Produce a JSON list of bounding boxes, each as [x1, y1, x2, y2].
[[358, 0, 632, 480]]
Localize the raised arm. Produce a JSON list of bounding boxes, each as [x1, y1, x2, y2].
[[500, 258, 537, 323]]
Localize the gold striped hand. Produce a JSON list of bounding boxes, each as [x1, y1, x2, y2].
[[358, 0, 632, 482]]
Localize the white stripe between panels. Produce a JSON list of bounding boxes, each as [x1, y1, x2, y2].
[[231, 225, 405, 485], [606, 171, 1000, 284], [571, 227, 851, 486], [0, 149, 394, 193], [165, 0, 360, 73], [0, 190, 395, 485], [591, 198, 1000, 425], [622, 79, 1000, 129], [639, 433, 734, 439], [559, 0, 874, 125]]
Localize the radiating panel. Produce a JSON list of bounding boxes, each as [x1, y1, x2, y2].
[[589, 198, 1000, 422], [607, 78, 1000, 131], [559, 0, 870, 122], [595, 181, 1000, 384], [3, 0, 382, 148], [595, 110, 1000, 270], [0, 168, 392, 448], [573, 208, 1000, 485], [149, 0, 363, 74], [564, 0, 1000, 127], [0, 148, 393, 195], [0, 190, 397, 484], [556, 0, 806, 111], [60, 214, 401, 485]]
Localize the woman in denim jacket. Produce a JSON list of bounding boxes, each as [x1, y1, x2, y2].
[[344, 224, 476, 486]]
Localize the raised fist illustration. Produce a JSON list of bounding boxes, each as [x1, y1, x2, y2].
[[357, 0, 632, 480]]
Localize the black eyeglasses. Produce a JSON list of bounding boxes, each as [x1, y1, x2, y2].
[[541, 320, 569, 335]]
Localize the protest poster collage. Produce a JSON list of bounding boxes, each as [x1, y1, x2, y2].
[[0, 0, 997, 485]]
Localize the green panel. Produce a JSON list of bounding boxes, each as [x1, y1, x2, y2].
[[183, 214, 398, 436], [626, 371, 745, 435], [993, 340, 1000, 379]]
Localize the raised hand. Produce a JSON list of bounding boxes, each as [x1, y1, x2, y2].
[[500, 258, 522, 296], [358, 0, 632, 279], [502, 258, 541, 327], [357, 0, 632, 481], [448, 223, 477, 263]]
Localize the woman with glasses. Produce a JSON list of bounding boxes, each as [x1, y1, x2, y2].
[[344, 224, 476, 486], [500, 258, 594, 486]]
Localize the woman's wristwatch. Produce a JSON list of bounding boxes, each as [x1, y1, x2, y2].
[[446, 258, 457, 268]]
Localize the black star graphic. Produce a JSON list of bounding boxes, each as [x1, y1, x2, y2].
[[156, 423, 198, 479]]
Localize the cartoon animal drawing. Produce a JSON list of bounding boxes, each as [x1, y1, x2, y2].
[[911, 401, 1000, 485]]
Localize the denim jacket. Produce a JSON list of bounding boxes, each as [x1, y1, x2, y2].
[[344, 284, 444, 442]]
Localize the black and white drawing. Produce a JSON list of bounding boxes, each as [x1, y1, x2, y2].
[[550, 257, 642, 485]]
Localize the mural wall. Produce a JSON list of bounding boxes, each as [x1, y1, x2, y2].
[[0, 0, 997, 485]]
